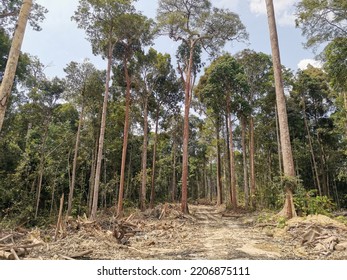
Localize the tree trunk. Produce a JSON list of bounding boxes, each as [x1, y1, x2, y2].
[[249, 116, 256, 208], [67, 103, 85, 216], [227, 95, 237, 209], [50, 175, 57, 217], [140, 96, 148, 211], [224, 113, 232, 204], [302, 97, 322, 196], [0, 0, 32, 132], [266, 0, 296, 218], [150, 108, 159, 208], [215, 121, 223, 205], [90, 43, 113, 220], [241, 115, 249, 208], [171, 136, 177, 202], [125, 137, 133, 200], [181, 41, 195, 214], [275, 105, 283, 179], [88, 138, 98, 216], [117, 57, 132, 218], [34, 119, 50, 219], [317, 133, 328, 196]]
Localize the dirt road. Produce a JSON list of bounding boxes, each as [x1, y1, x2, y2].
[[21, 204, 347, 260], [124, 204, 291, 260]]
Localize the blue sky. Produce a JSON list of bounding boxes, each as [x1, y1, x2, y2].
[[21, 0, 322, 79]]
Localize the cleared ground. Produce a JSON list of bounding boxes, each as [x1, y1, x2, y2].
[[1, 204, 347, 260]]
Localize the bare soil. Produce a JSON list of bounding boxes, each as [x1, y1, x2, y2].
[[1, 204, 347, 260]]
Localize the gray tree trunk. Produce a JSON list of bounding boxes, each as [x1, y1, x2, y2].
[[67, 103, 85, 216], [265, 0, 296, 218], [140, 96, 148, 211], [90, 43, 113, 220], [0, 0, 32, 132]]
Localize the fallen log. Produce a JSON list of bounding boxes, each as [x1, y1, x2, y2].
[[0, 242, 44, 251], [0, 234, 13, 243], [70, 250, 93, 259], [10, 248, 20, 260], [0, 250, 15, 260], [59, 255, 75, 260]]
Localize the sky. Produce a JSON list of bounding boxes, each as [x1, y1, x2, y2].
[[21, 0, 322, 79]]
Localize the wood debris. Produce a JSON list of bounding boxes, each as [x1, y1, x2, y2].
[[286, 215, 347, 257], [0, 231, 44, 260]]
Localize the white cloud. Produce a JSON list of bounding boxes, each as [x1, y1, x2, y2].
[[249, 0, 299, 26], [214, 0, 240, 10], [297, 59, 323, 70]]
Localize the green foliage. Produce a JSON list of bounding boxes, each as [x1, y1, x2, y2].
[[255, 178, 283, 210], [157, 0, 248, 56], [72, 0, 134, 57], [335, 215, 347, 225], [281, 175, 299, 192], [323, 37, 347, 92], [0, 0, 48, 33], [295, 0, 347, 48], [294, 185, 336, 216]]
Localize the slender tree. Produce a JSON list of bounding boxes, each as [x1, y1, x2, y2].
[[265, 0, 296, 218], [235, 50, 273, 208], [64, 60, 101, 216], [113, 13, 154, 217], [135, 48, 180, 210], [0, 0, 32, 132], [72, 0, 132, 220]]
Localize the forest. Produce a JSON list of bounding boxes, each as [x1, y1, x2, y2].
[[0, 0, 347, 260]]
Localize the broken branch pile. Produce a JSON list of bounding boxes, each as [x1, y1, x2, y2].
[[0, 232, 44, 260], [286, 215, 347, 257]]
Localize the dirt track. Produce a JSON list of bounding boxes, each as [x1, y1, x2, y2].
[[5, 204, 347, 260]]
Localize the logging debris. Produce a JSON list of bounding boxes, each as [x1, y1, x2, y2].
[[0, 229, 44, 260], [1, 205, 347, 260]]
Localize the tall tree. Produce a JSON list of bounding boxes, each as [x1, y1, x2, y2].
[[64, 60, 102, 216], [196, 54, 249, 208], [33, 77, 65, 218], [235, 50, 273, 208], [113, 13, 154, 217], [266, 0, 296, 218], [157, 0, 247, 213], [0, 0, 32, 132], [72, 0, 132, 220], [292, 66, 333, 196], [134, 48, 180, 210], [149, 52, 181, 208]]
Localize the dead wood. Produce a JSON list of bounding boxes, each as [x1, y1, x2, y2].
[[54, 194, 65, 241], [57, 249, 93, 260], [59, 255, 75, 260], [70, 250, 93, 258], [0, 242, 44, 250], [0, 234, 14, 243], [0, 250, 15, 260], [256, 223, 277, 228], [10, 248, 20, 260], [159, 204, 168, 220]]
